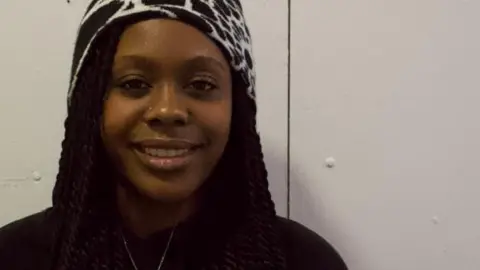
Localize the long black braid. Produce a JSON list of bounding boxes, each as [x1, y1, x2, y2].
[[52, 22, 286, 270]]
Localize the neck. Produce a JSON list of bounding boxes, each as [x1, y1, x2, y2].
[[116, 185, 196, 238]]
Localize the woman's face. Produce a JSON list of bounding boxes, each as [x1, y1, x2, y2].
[[102, 19, 232, 203]]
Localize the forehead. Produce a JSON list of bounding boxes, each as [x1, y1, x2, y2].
[[114, 19, 227, 65]]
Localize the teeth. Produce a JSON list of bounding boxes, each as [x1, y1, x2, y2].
[[144, 148, 190, 157]]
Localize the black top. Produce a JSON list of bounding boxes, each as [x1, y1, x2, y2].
[[0, 208, 348, 270]]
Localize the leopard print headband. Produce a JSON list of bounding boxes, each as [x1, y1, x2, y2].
[[68, 0, 255, 105]]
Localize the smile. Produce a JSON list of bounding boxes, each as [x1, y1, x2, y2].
[[143, 148, 192, 158], [132, 138, 203, 171], [134, 147, 198, 171]]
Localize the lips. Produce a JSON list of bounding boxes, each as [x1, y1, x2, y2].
[[143, 147, 191, 158], [132, 138, 202, 171]]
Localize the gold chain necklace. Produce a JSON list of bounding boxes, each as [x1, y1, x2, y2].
[[122, 226, 177, 270]]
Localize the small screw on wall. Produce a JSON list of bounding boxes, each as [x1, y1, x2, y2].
[[32, 171, 42, 182], [325, 157, 336, 168]]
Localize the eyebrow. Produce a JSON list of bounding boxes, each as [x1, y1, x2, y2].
[[112, 55, 228, 73], [186, 55, 228, 72], [112, 55, 157, 74]]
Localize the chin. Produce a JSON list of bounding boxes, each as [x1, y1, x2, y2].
[[134, 176, 200, 203]]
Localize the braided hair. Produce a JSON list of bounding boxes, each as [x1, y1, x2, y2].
[[52, 9, 286, 270]]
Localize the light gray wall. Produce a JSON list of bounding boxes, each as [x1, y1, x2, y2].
[[291, 1, 480, 269]]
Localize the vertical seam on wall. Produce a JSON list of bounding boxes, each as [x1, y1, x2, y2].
[[286, 0, 291, 219]]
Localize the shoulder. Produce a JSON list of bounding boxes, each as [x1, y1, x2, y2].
[[276, 216, 348, 270], [0, 208, 57, 269]]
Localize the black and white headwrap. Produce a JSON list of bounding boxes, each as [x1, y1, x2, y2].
[[68, 0, 256, 105]]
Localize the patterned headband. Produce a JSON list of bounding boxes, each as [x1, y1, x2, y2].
[[68, 0, 256, 105]]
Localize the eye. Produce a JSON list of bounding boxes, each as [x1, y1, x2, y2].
[[187, 78, 217, 93], [116, 78, 151, 98]]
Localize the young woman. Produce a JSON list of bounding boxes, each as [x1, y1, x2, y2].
[[0, 1, 348, 269]]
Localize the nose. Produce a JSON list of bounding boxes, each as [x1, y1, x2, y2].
[[144, 84, 188, 127]]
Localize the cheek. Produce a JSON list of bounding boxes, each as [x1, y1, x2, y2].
[[197, 101, 232, 145], [102, 95, 141, 146]]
